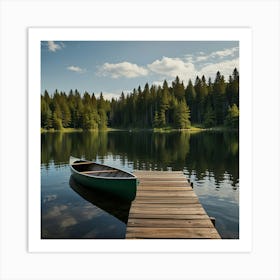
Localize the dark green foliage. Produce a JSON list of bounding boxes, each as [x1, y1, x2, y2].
[[225, 104, 239, 128], [41, 89, 108, 130], [153, 110, 160, 128], [41, 95, 52, 129], [174, 100, 191, 129], [172, 76, 185, 101], [41, 69, 239, 130], [185, 79, 197, 123], [203, 104, 216, 128], [213, 71, 227, 125], [52, 111, 63, 130], [226, 68, 239, 107]]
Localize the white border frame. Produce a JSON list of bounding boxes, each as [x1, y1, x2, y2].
[[28, 27, 252, 253]]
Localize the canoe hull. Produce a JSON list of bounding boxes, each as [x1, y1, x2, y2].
[[70, 157, 137, 201]]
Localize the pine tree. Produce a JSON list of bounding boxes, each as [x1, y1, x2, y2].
[[153, 110, 160, 128], [213, 71, 227, 125], [172, 76, 185, 101], [158, 109, 166, 127], [52, 110, 63, 130], [59, 93, 71, 128], [225, 103, 239, 128], [185, 79, 197, 123], [40, 68, 238, 130], [174, 100, 191, 129], [203, 103, 216, 128], [159, 80, 170, 126], [194, 76, 203, 123], [232, 68, 239, 106], [41, 95, 52, 129], [98, 92, 107, 129]]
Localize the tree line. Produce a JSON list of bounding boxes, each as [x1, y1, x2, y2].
[[41, 68, 239, 130]]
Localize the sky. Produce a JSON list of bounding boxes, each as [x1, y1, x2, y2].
[[41, 41, 239, 100]]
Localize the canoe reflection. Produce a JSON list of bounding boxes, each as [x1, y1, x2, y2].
[[69, 175, 131, 224]]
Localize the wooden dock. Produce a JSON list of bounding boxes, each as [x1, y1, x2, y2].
[[126, 171, 221, 239]]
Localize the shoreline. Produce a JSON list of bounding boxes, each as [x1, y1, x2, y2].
[[41, 126, 238, 133]]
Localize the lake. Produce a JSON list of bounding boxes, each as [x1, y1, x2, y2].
[[41, 130, 239, 239]]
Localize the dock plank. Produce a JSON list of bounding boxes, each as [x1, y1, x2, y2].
[[132, 203, 202, 208], [139, 186, 193, 191], [130, 208, 206, 215], [127, 218, 214, 228], [132, 198, 200, 204], [136, 191, 197, 197], [128, 213, 210, 220], [126, 171, 221, 239], [126, 227, 221, 239]]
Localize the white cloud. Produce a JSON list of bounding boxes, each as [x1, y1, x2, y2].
[[60, 217, 77, 228], [98, 90, 131, 100], [148, 56, 197, 79], [43, 194, 57, 203], [45, 205, 68, 218], [98, 62, 148, 78], [151, 57, 238, 86], [95, 46, 238, 87], [98, 92, 120, 100], [198, 58, 239, 80], [211, 47, 238, 58], [67, 65, 86, 73], [47, 41, 64, 52], [152, 80, 164, 87], [196, 55, 209, 62], [152, 80, 173, 87], [185, 47, 239, 64], [184, 55, 194, 63]]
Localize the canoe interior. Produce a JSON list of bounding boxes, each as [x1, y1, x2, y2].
[[72, 160, 135, 179]]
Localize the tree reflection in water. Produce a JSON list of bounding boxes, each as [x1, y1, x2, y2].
[[41, 130, 238, 190]]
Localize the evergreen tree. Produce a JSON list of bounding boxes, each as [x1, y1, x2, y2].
[[174, 100, 191, 129], [153, 110, 160, 128], [59, 94, 71, 128], [232, 68, 239, 106], [213, 71, 227, 125], [40, 68, 238, 130], [203, 103, 216, 128], [41, 95, 52, 129], [172, 76, 185, 101], [52, 111, 63, 130], [194, 76, 203, 123], [159, 80, 170, 126], [143, 83, 151, 126], [98, 92, 108, 129], [185, 79, 197, 123], [225, 103, 239, 128]]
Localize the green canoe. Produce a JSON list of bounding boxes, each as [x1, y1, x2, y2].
[[69, 156, 138, 201]]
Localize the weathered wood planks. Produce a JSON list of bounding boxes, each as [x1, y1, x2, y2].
[[125, 171, 221, 239], [126, 227, 221, 239]]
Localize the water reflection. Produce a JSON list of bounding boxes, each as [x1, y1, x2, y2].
[[41, 130, 239, 239], [41, 166, 128, 239], [69, 176, 131, 224], [41, 130, 239, 190]]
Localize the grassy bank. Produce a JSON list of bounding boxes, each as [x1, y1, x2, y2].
[[152, 126, 204, 133], [41, 128, 84, 133], [41, 125, 237, 133]]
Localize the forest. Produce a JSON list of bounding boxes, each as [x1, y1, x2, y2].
[[41, 68, 239, 131]]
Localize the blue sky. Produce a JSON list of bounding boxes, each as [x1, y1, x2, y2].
[[41, 41, 239, 100]]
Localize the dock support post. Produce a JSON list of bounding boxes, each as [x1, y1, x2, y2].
[[210, 217, 216, 226]]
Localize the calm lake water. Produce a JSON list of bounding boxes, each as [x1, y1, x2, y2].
[[41, 130, 239, 239]]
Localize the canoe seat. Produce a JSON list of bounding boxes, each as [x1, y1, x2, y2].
[[71, 162, 93, 165], [80, 170, 119, 174]]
